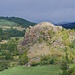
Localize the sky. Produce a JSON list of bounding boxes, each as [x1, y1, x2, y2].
[[0, 0, 75, 23]]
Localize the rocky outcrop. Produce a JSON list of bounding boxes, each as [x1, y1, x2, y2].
[[20, 22, 75, 63], [22, 22, 62, 46]]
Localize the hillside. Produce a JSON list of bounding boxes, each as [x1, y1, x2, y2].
[[56, 22, 75, 29], [0, 17, 36, 40], [0, 17, 36, 28], [20, 22, 75, 65]]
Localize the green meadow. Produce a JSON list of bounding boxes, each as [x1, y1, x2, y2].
[[0, 65, 61, 75]]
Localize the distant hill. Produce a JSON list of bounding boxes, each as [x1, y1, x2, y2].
[[0, 17, 36, 40], [0, 17, 36, 28], [56, 22, 75, 29]]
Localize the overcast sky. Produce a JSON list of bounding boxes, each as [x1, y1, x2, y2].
[[0, 0, 75, 23]]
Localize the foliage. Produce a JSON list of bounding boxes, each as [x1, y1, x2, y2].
[[70, 39, 75, 49], [38, 37, 44, 43], [5, 51, 13, 60], [68, 66, 75, 75], [0, 60, 9, 71], [0, 17, 36, 27], [48, 30, 55, 38], [40, 55, 56, 65], [60, 70, 68, 75], [60, 60, 70, 75], [7, 39, 17, 51], [60, 61, 69, 70], [0, 27, 25, 40], [19, 53, 29, 65], [31, 61, 40, 66], [62, 32, 69, 41], [5, 28, 25, 37], [0, 43, 8, 50], [0, 16, 36, 40], [60, 65, 75, 75]]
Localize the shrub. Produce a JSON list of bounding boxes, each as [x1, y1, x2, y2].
[[49, 58, 55, 64], [67, 66, 75, 75], [5, 52, 13, 60], [60, 60, 69, 75], [19, 53, 28, 65], [0, 38, 2, 42], [70, 39, 75, 49], [60, 61, 69, 70], [40, 60, 49, 65], [71, 72, 75, 75], [31, 61, 40, 66], [40, 55, 59, 65], [38, 37, 44, 43], [0, 60, 9, 71], [41, 55, 50, 61], [60, 70, 68, 75], [48, 30, 55, 38], [62, 31, 69, 41], [61, 66, 75, 75]]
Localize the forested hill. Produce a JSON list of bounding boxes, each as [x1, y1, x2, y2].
[[0, 17, 36, 28], [0, 17, 36, 40], [56, 22, 75, 29]]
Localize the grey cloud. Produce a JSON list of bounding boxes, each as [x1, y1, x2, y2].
[[0, 0, 75, 23]]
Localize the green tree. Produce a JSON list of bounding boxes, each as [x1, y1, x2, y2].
[[5, 52, 13, 60], [7, 39, 17, 51], [60, 60, 69, 75], [19, 53, 28, 65], [70, 39, 75, 49], [0, 60, 9, 71]]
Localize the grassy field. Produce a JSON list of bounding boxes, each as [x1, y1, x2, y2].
[[0, 65, 61, 75]]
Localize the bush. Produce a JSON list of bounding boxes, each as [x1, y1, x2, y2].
[[40, 55, 56, 65], [48, 30, 55, 38], [31, 61, 40, 66], [60, 61, 69, 70], [60, 60, 69, 75], [40, 55, 50, 65], [0, 38, 2, 42], [5, 52, 13, 60], [0, 60, 9, 71], [67, 66, 75, 75], [62, 31, 69, 41], [19, 53, 28, 65], [60, 70, 68, 75], [38, 37, 44, 43], [7, 39, 17, 52], [49, 58, 55, 64], [62, 66, 75, 75], [70, 39, 75, 49], [71, 72, 75, 75], [40, 60, 49, 65]]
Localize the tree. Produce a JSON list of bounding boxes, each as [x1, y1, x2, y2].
[[7, 39, 17, 51], [60, 60, 69, 75], [0, 60, 9, 71], [60, 61, 69, 70], [5, 52, 13, 60], [19, 53, 28, 65], [0, 28, 3, 41]]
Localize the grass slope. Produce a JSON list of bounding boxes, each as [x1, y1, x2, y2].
[[0, 65, 61, 75], [0, 17, 36, 27]]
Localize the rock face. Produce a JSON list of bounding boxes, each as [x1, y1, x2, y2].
[[22, 22, 62, 46], [20, 22, 75, 63]]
